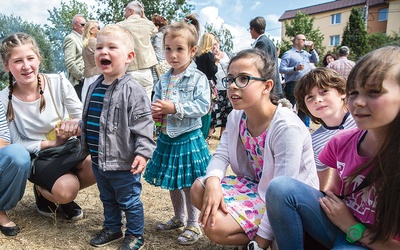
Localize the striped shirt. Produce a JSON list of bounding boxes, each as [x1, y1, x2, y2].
[[327, 57, 355, 79], [312, 112, 356, 171], [0, 103, 10, 143], [86, 83, 110, 166]]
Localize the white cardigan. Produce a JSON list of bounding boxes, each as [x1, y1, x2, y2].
[[0, 73, 82, 154], [205, 105, 319, 240]]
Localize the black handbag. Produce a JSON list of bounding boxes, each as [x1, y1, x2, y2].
[[28, 74, 88, 190], [29, 138, 88, 189]]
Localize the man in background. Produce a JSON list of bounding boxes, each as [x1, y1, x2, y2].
[[279, 34, 319, 125], [327, 46, 355, 79], [63, 14, 86, 100], [118, 1, 158, 100], [249, 16, 283, 98]]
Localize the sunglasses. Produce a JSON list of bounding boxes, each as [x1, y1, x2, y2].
[[80, 23, 86, 27]]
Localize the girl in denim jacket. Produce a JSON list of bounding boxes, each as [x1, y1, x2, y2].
[[144, 16, 211, 246]]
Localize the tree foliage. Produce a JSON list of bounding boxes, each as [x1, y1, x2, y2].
[[95, 0, 194, 24], [341, 7, 369, 61], [280, 12, 325, 62], [367, 32, 400, 51], [45, 0, 94, 73], [0, 14, 53, 90], [204, 23, 233, 53]]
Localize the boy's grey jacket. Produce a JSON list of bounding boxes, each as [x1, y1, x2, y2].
[[80, 74, 156, 171]]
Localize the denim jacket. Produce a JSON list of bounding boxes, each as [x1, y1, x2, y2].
[[154, 61, 210, 138], [80, 74, 156, 171]]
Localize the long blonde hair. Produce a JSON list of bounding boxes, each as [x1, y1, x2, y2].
[[197, 33, 214, 56], [82, 20, 99, 47]]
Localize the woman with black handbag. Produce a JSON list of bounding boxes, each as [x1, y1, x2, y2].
[[0, 33, 95, 221]]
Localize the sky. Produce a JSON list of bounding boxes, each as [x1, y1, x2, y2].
[[2, 0, 329, 52]]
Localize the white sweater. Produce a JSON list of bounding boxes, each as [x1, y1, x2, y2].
[[0, 73, 82, 154], [205, 105, 319, 240]]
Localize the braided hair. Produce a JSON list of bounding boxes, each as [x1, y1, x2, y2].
[[0, 33, 46, 122]]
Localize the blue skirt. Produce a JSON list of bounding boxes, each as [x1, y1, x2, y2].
[[144, 129, 211, 190]]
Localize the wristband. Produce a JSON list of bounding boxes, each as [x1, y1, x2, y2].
[[346, 223, 366, 243]]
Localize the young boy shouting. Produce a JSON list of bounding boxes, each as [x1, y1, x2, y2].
[[80, 24, 156, 250]]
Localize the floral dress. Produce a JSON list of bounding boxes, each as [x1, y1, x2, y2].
[[221, 113, 267, 239]]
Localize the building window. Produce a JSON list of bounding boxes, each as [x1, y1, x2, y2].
[[331, 13, 341, 25], [330, 35, 340, 46], [378, 8, 388, 21]]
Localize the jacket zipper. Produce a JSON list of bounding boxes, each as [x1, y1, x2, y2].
[[103, 81, 117, 170]]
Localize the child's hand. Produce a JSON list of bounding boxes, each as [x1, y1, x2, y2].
[[151, 99, 176, 115], [198, 177, 228, 228], [319, 190, 358, 232], [57, 119, 81, 138], [54, 129, 69, 146], [131, 155, 147, 175]]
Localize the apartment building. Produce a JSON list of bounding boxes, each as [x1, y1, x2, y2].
[[279, 0, 400, 50]]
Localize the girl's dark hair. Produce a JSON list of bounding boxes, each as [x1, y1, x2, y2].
[[322, 52, 337, 67], [227, 48, 279, 105], [346, 46, 400, 243], [295, 67, 346, 124], [0, 33, 45, 122], [151, 14, 168, 28]]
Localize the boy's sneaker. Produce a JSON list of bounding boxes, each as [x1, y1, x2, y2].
[[90, 228, 123, 247], [119, 235, 144, 250], [60, 201, 83, 220], [33, 185, 58, 217]]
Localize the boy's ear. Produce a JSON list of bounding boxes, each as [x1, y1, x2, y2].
[[126, 51, 135, 64]]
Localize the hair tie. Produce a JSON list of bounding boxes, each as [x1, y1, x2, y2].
[[8, 94, 12, 100], [37, 75, 44, 95], [184, 17, 192, 24]]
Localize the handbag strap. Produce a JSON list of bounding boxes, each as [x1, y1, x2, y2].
[[45, 74, 62, 120]]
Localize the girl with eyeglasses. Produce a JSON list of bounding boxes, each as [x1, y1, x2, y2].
[[190, 48, 319, 250]]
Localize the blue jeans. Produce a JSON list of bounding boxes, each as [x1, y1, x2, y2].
[[0, 144, 30, 211], [92, 166, 144, 236], [266, 176, 368, 250]]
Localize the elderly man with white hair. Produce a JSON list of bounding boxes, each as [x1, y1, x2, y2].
[[117, 1, 158, 101], [327, 46, 355, 79]]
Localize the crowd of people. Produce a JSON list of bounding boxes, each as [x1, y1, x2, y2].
[[0, 1, 400, 250]]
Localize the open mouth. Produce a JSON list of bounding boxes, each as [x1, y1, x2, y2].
[[100, 59, 111, 65]]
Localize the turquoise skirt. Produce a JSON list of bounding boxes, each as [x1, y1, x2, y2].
[[144, 129, 211, 190]]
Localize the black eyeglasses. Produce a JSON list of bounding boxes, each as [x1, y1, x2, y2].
[[221, 75, 267, 89], [80, 23, 86, 27]]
